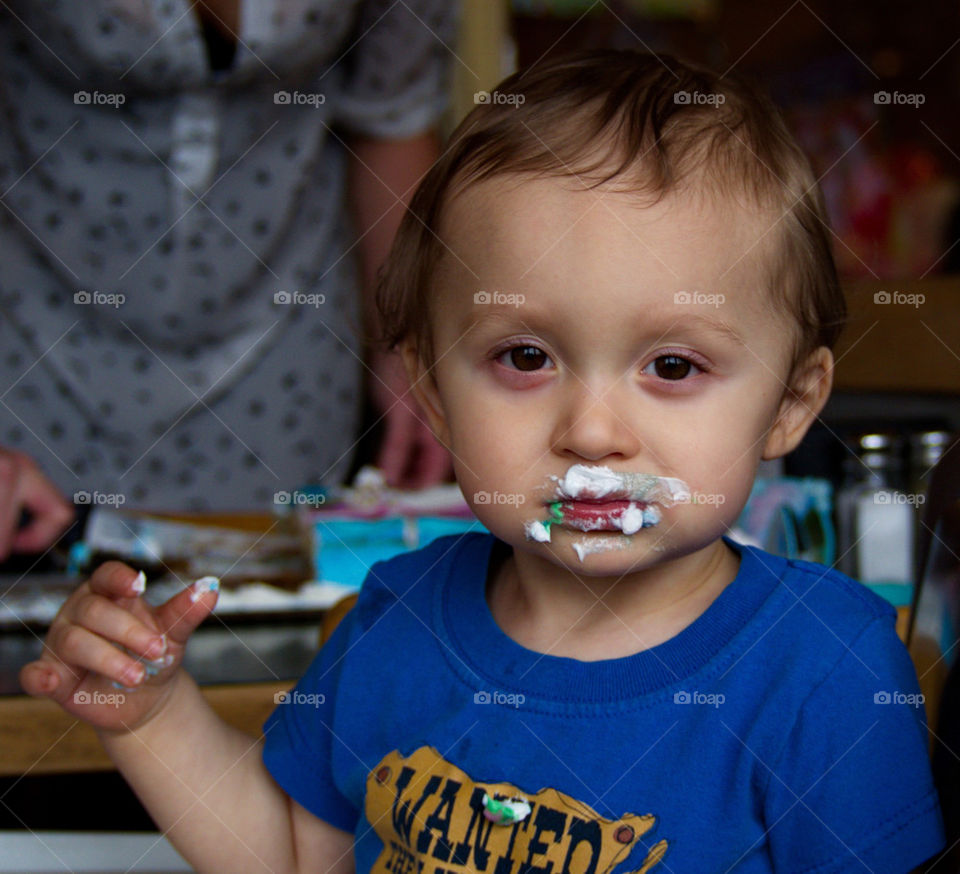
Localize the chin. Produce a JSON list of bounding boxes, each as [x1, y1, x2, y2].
[[518, 533, 658, 573]]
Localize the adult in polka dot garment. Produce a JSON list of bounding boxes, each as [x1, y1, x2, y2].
[[0, 0, 459, 559]]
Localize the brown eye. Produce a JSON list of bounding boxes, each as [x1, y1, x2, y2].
[[652, 355, 692, 380], [508, 346, 549, 371]]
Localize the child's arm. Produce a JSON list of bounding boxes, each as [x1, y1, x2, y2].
[[19, 562, 354, 874], [99, 669, 354, 873]]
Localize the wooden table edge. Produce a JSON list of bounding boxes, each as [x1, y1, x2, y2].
[[0, 680, 293, 777]]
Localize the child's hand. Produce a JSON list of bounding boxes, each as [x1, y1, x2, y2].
[[19, 562, 218, 734]]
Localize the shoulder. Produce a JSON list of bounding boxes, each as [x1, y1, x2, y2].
[[352, 530, 495, 630], [730, 542, 908, 701], [740, 541, 897, 646], [779, 550, 896, 621]]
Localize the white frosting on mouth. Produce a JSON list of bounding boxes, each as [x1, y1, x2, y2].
[[524, 519, 552, 542], [572, 536, 626, 562], [642, 504, 662, 526], [552, 464, 690, 505], [524, 466, 687, 545], [619, 503, 645, 535], [524, 466, 684, 543]]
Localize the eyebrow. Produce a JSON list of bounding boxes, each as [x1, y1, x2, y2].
[[459, 307, 533, 334], [462, 307, 747, 348], [658, 313, 747, 348]]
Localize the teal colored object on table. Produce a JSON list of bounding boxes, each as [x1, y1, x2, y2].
[[862, 582, 914, 608], [314, 516, 486, 587], [418, 517, 486, 543], [735, 477, 835, 565]]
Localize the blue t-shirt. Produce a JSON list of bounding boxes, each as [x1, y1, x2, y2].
[[262, 533, 945, 873]]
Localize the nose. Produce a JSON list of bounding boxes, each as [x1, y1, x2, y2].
[[550, 378, 644, 463]]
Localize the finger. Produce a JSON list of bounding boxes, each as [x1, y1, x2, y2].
[[88, 562, 148, 600], [0, 453, 24, 560], [19, 644, 96, 705], [153, 577, 219, 646], [20, 657, 76, 700], [44, 622, 146, 688], [376, 406, 417, 488], [11, 471, 75, 553], [73, 593, 167, 661]]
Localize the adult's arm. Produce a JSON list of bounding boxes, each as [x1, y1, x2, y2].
[[346, 132, 453, 488]]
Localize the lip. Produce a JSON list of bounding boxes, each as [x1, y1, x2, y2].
[[561, 500, 642, 531], [555, 500, 657, 533], [558, 487, 637, 502], [550, 465, 690, 505], [560, 499, 638, 518], [523, 492, 665, 544], [554, 483, 641, 502]]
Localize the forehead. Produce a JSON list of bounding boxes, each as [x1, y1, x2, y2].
[[435, 173, 783, 307], [441, 176, 780, 281]]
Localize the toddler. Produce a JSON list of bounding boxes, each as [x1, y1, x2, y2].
[[22, 50, 944, 873]]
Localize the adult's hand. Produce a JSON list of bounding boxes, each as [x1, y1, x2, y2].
[[0, 447, 75, 560], [370, 349, 452, 489]]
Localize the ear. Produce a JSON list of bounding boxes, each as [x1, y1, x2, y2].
[[762, 346, 834, 460], [399, 341, 451, 447]]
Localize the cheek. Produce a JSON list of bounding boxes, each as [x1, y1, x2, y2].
[[442, 398, 553, 506], [440, 389, 511, 470], [676, 407, 771, 494], [449, 408, 535, 471], [440, 366, 533, 445]]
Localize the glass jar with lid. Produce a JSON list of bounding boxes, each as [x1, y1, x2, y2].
[[835, 433, 915, 590]]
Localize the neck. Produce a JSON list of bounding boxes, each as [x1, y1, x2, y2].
[[487, 538, 740, 660]]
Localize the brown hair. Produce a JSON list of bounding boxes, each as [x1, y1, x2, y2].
[[376, 49, 846, 375]]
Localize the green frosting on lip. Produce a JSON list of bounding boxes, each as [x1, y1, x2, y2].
[[534, 502, 565, 535]]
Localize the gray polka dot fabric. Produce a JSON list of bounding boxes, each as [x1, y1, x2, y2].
[[0, 0, 458, 511]]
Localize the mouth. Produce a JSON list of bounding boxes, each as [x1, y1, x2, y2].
[[523, 465, 688, 545], [523, 498, 662, 543], [557, 499, 661, 534]]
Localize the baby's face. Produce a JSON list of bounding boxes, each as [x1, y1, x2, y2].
[[416, 174, 809, 575]]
